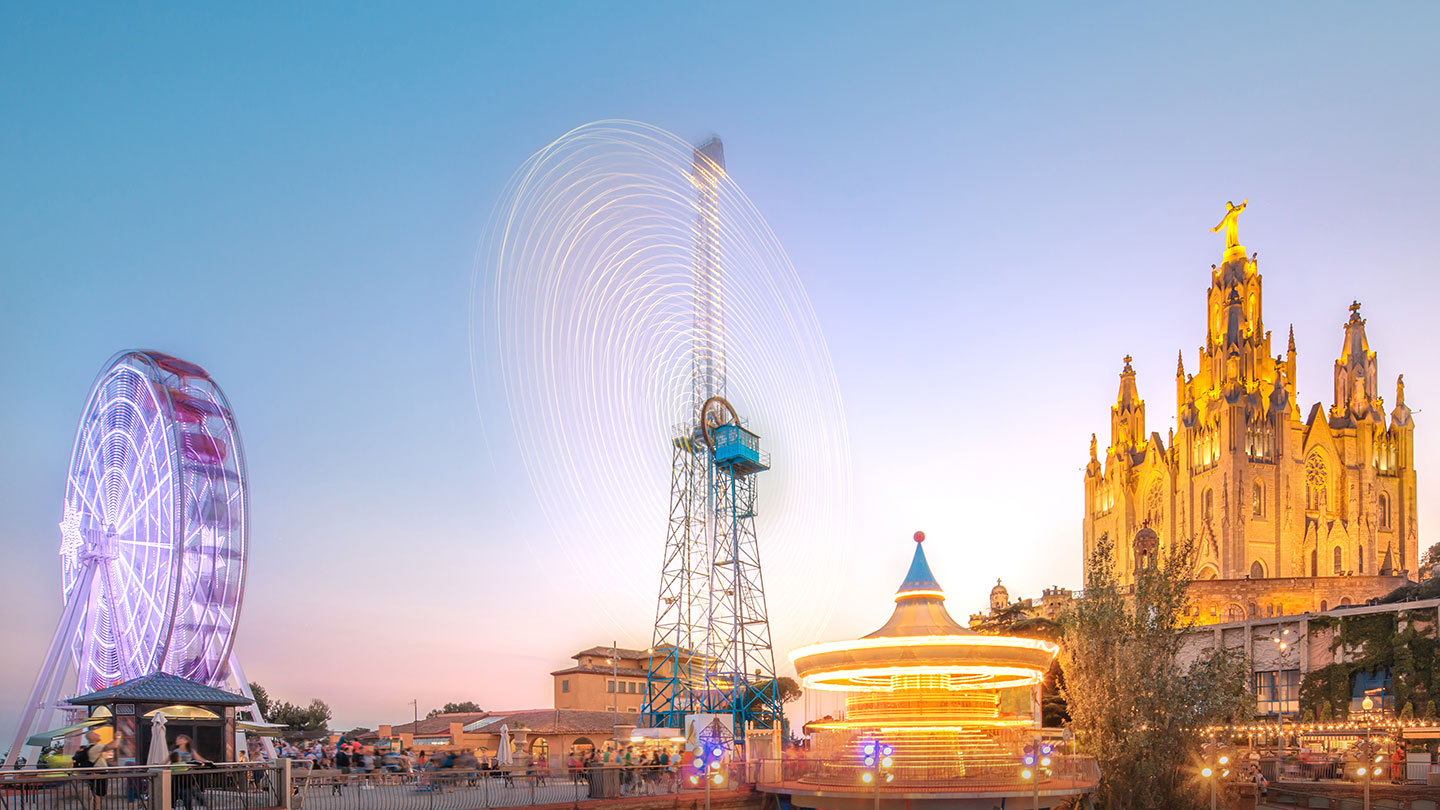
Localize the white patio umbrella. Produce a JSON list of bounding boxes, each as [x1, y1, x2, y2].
[[497, 725, 513, 767], [146, 712, 169, 766]]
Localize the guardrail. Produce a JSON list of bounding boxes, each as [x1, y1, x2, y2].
[[0, 762, 280, 810], [291, 764, 726, 810]]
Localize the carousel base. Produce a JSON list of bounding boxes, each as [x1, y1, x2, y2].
[[760, 780, 1094, 810]]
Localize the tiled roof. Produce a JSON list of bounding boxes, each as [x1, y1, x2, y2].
[[390, 712, 490, 736], [572, 646, 651, 661], [550, 665, 649, 678], [69, 673, 253, 707], [464, 709, 632, 736]]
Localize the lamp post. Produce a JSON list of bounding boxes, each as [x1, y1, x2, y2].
[[1269, 627, 1293, 759], [1355, 695, 1382, 810], [610, 641, 620, 751], [1200, 739, 1231, 810]]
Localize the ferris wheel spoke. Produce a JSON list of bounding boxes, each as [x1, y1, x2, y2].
[[114, 471, 172, 539]]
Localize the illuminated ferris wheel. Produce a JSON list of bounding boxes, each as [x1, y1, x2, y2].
[[6, 351, 258, 768]]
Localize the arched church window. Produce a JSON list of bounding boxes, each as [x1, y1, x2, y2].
[[1203, 488, 1214, 524], [1358, 544, 1364, 574], [1333, 546, 1343, 575], [1250, 560, 1265, 579], [1253, 480, 1265, 517], [1320, 599, 1328, 611], [1310, 548, 1318, 577], [1305, 453, 1328, 511], [1379, 492, 1391, 530]]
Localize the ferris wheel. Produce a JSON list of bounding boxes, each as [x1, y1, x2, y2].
[[6, 351, 259, 768]]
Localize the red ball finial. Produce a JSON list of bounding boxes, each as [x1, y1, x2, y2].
[[913, 530, 925, 543]]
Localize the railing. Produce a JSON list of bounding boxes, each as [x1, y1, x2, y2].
[[754, 756, 1101, 793], [291, 764, 723, 810], [0, 763, 280, 810]]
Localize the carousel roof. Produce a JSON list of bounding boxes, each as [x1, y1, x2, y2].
[[790, 531, 1058, 692]]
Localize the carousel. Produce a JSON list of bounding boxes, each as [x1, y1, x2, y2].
[[772, 532, 1097, 810]]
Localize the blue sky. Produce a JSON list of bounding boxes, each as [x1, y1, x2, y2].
[[2, 3, 1438, 732]]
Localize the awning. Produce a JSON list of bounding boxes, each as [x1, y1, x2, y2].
[[237, 721, 287, 738], [27, 719, 105, 747]]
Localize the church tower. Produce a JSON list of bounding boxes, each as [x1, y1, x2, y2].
[[1083, 202, 1420, 624]]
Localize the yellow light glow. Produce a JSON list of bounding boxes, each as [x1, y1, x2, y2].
[[1021, 769, 1033, 780], [894, 589, 947, 601], [801, 664, 1044, 692], [861, 772, 873, 784], [792, 634, 1059, 663], [1201, 767, 1213, 778]]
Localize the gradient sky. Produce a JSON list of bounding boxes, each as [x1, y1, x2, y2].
[[3, 3, 1439, 734]]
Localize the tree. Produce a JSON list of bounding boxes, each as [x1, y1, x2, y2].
[[427, 701, 484, 718], [1060, 532, 1251, 810], [1421, 541, 1440, 574], [269, 698, 332, 735], [248, 682, 272, 719]]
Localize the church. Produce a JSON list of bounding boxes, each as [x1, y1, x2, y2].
[[1082, 201, 1419, 624]]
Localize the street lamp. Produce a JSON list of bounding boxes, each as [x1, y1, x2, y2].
[[1200, 741, 1232, 810], [1266, 626, 1294, 758]]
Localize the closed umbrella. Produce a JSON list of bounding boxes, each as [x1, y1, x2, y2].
[[147, 712, 169, 766], [498, 725, 513, 767]]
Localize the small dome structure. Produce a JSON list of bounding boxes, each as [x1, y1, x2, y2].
[[989, 578, 1009, 612]]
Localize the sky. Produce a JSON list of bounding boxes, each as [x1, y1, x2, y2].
[[2, 3, 1439, 735]]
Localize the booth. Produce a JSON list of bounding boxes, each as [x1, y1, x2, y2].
[[68, 672, 252, 765]]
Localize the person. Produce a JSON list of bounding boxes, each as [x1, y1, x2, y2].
[[1391, 743, 1406, 783], [76, 730, 113, 810], [335, 745, 351, 774], [172, 735, 210, 766], [169, 751, 207, 809]]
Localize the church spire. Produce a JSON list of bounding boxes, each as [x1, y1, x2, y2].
[[1111, 355, 1146, 452], [1333, 301, 1381, 422], [1176, 350, 1185, 379]]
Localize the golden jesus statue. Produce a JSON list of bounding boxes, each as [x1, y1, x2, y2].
[[1210, 199, 1248, 249]]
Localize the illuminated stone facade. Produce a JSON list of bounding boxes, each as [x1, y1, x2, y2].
[[1083, 205, 1419, 624]]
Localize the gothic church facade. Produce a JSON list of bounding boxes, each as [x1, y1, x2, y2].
[[1082, 204, 1419, 623]]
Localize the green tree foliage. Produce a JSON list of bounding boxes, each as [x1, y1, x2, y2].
[[268, 698, 332, 734], [428, 701, 484, 718], [1422, 700, 1436, 720], [1060, 533, 1252, 810], [248, 682, 272, 719], [1400, 702, 1415, 720]]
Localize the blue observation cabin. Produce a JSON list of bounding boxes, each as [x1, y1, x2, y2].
[[712, 423, 771, 476]]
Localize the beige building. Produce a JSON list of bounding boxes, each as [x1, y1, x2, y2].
[[1083, 203, 1419, 623], [550, 645, 653, 713]]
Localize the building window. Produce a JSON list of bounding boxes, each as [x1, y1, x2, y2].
[[1252, 480, 1264, 517], [1340, 596, 1352, 606], [1209, 604, 1218, 617], [1203, 488, 1214, 524], [1255, 669, 1301, 715], [1333, 546, 1343, 575], [1379, 492, 1391, 530], [561, 680, 570, 693], [1250, 560, 1265, 580], [1358, 544, 1365, 574], [607, 681, 615, 693], [1306, 453, 1328, 511], [628, 682, 637, 694], [1311, 548, 1318, 577], [531, 737, 549, 763], [1320, 600, 1328, 611]]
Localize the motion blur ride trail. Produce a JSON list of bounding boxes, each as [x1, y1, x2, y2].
[[768, 532, 1098, 810]]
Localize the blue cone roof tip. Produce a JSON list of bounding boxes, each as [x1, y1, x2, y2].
[[897, 536, 943, 595]]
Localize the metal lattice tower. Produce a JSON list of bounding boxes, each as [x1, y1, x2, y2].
[[643, 138, 782, 738]]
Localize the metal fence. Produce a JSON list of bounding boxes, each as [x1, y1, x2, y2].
[[0, 763, 279, 810], [291, 765, 722, 810]]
